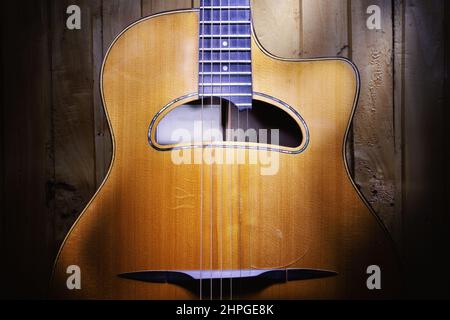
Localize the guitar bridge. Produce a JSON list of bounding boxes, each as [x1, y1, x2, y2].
[[118, 269, 337, 297]]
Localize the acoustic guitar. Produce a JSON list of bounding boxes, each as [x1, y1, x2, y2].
[[52, 0, 400, 299]]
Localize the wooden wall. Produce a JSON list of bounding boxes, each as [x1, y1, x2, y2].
[[1, 0, 449, 298]]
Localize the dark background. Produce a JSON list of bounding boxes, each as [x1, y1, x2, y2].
[[1, 0, 449, 299]]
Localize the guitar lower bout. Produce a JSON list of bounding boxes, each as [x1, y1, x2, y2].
[[51, 8, 400, 300]]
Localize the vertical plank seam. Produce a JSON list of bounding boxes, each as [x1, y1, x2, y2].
[[94, 0, 106, 188], [0, 1, 7, 287], [47, 0, 57, 294], [399, 0, 406, 247], [444, 0, 450, 224], [392, 0, 398, 149], [392, 0, 404, 250], [0, 1, 5, 256], [347, 0, 353, 59], [91, 3, 98, 188], [391, 0, 398, 247], [48, 0, 56, 259]]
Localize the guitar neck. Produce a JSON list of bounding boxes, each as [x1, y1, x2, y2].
[[198, 0, 253, 111]]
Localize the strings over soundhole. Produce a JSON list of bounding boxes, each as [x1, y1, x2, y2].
[[154, 97, 305, 150]]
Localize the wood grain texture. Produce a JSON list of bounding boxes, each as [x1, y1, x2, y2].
[[51, 0, 97, 245], [144, 0, 193, 15], [402, 0, 450, 298], [1, 0, 54, 298], [302, 0, 349, 57], [351, 0, 397, 238], [103, 0, 142, 47], [393, 0, 405, 251], [446, 0, 450, 227], [93, 0, 109, 188], [252, 0, 301, 58], [51, 11, 400, 299]]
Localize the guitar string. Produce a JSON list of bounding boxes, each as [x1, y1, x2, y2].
[[227, 1, 233, 301], [219, 0, 224, 301], [202, 0, 254, 298], [237, 0, 243, 299], [239, 0, 250, 297], [200, 0, 205, 300], [210, 0, 214, 301], [237, 34, 242, 303]]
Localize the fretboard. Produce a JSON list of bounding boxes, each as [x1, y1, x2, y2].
[[199, 0, 252, 111]]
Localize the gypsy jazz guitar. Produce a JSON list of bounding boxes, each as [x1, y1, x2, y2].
[[52, 0, 400, 299]]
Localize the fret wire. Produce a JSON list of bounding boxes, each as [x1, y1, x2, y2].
[[199, 0, 253, 111], [202, 7, 250, 9], [200, 48, 251, 51], [200, 21, 250, 24], [199, 83, 252, 86], [200, 60, 251, 63], [199, 93, 252, 97], [200, 0, 250, 6], [200, 35, 250, 38], [199, 72, 252, 75], [199, 1, 204, 302]]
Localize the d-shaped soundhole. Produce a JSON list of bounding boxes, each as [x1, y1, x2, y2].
[[152, 96, 307, 152]]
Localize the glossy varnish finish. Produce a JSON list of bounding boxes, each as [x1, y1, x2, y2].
[[51, 10, 399, 299]]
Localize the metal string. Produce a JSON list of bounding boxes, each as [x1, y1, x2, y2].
[[219, 0, 224, 301], [248, 0, 253, 284], [200, 0, 205, 300], [227, 1, 233, 300], [237, 49, 242, 302], [209, 0, 214, 301]]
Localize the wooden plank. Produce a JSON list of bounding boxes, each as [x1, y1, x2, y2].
[[1, 0, 53, 298], [351, 0, 397, 237], [143, 0, 193, 16], [393, 0, 405, 250], [301, 0, 349, 57], [93, 1, 110, 187], [252, 0, 302, 58], [102, 0, 142, 48], [446, 0, 450, 222], [402, 0, 448, 298], [51, 0, 97, 245]]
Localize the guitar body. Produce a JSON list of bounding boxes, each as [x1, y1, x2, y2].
[[51, 10, 399, 299]]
